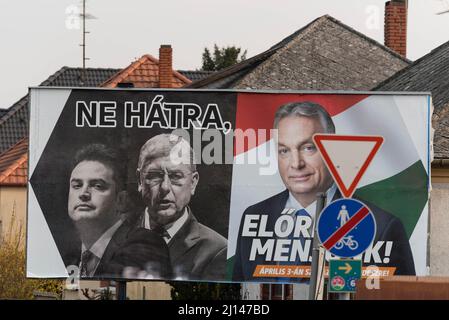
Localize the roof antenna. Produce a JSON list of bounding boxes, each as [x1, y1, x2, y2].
[[79, 0, 97, 84]]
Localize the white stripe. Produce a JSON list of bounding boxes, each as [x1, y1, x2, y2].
[[29, 88, 72, 177], [394, 95, 431, 173], [409, 202, 428, 276], [333, 95, 424, 188], [27, 184, 68, 277], [227, 140, 283, 258]]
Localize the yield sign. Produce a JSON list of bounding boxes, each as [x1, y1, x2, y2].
[[313, 134, 384, 198]]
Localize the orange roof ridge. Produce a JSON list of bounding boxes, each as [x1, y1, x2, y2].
[[0, 138, 28, 185], [101, 55, 154, 88], [0, 153, 28, 184], [137, 54, 192, 84], [101, 54, 191, 88]]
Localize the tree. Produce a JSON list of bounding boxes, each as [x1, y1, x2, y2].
[[0, 212, 63, 299], [201, 44, 247, 71]]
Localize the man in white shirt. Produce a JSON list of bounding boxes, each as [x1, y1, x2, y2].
[[68, 143, 171, 279]]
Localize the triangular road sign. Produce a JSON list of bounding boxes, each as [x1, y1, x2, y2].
[[313, 134, 384, 198]]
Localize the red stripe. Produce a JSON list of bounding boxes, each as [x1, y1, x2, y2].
[[323, 206, 370, 250], [234, 93, 369, 156]]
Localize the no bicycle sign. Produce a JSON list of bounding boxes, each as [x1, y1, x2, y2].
[[317, 198, 376, 258]]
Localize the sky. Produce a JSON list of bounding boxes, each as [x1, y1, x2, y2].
[[1, 0, 448, 109]]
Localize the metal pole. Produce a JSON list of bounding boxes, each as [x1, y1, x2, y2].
[[82, 0, 86, 83], [337, 292, 351, 300], [308, 192, 326, 300], [116, 281, 127, 300], [83, 0, 85, 70]]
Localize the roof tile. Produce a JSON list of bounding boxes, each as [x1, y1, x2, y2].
[[101, 54, 191, 88], [375, 40, 449, 159], [0, 138, 28, 186], [188, 15, 409, 90]]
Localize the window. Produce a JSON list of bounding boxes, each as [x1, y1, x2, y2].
[[261, 284, 293, 300]]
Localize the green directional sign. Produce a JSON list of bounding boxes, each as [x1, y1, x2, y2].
[[328, 259, 362, 293]]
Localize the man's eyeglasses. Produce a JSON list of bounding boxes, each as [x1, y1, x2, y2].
[[141, 169, 192, 187]]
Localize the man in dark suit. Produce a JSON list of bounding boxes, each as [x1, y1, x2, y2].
[[136, 134, 227, 281], [233, 101, 415, 281], [67, 143, 171, 279]]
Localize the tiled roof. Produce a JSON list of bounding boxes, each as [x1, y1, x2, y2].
[[102, 54, 191, 88], [40, 67, 121, 87], [375, 40, 449, 160], [0, 67, 119, 155], [0, 96, 30, 156], [375, 40, 449, 108], [0, 138, 28, 186], [178, 70, 216, 82], [188, 15, 410, 90], [0, 109, 7, 119]]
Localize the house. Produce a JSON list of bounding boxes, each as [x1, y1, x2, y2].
[[188, 16, 408, 90], [0, 138, 28, 244], [101, 46, 191, 88], [375, 39, 449, 277]]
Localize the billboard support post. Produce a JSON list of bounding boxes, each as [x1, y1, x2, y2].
[[116, 281, 127, 300], [309, 192, 327, 300]]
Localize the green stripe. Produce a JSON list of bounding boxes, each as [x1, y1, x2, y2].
[[226, 255, 235, 281], [354, 160, 428, 238]]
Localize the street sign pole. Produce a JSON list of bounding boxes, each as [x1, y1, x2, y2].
[[309, 192, 327, 300], [336, 258, 352, 301], [312, 134, 383, 301]]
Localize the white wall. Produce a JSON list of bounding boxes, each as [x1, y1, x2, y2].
[[429, 183, 449, 275]]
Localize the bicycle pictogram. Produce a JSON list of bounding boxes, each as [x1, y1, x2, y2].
[[334, 235, 359, 250]]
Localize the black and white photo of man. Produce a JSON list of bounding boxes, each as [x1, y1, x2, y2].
[[136, 133, 227, 281], [67, 143, 172, 279]]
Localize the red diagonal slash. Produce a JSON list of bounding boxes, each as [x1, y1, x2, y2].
[[323, 206, 370, 250]]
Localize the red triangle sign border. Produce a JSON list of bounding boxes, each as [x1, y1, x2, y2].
[[313, 134, 384, 198]]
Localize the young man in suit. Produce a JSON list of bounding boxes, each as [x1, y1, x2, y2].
[[68, 143, 171, 279], [136, 133, 227, 281], [233, 101, 415, 281]]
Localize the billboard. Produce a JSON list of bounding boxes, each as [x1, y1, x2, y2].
[[27, 88, 431, 283]]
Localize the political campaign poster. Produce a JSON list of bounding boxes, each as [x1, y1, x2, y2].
[[27, 88, 431, 283]]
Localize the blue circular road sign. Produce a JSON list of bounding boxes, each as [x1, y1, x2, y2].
[[317, 198, 376, 258]]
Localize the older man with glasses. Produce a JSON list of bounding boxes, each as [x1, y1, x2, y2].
[[135, 133, 227, 281]]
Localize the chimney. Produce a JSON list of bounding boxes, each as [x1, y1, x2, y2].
[[384, 0, 407, 57], [159, 45, 173, 88]]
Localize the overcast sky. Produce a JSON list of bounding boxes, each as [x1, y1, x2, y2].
[[1, 0, 448, 109]]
